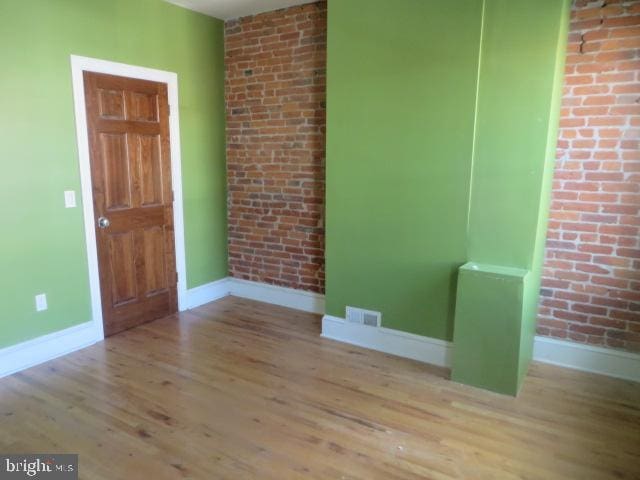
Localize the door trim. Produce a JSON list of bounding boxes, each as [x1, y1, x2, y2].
[[70, 55, 188, 342]]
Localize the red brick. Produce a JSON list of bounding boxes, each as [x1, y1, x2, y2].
[[573, 84, 610, 95], [569, 324, 606, 336], [555, 290, 590, 303], [543, 5, 639, 352], [612, 83, 640, 94], [572, 303, 608, 315], [538, 318, 569, 330], [575, 262, 610, 274], [555, 309, 589, 323], [600, 225, 638, 236], [607, 330, 640, 343], [591, 275, 630, 288], [583, 95, 616, 105], [603, 15, 640, 27], [617, 248, 640, 258], [595, 72, 635, 83], [573, 106, 609, 116], [225, 2, 326, 293], [592, 296, 629, 309], [577, 244, 613, 255], [590, 317, 626, 330], [568, 331, 588, 343]]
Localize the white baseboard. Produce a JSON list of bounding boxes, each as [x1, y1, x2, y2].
[[184, 277, 231, 309], [228, 278, 325, 314], [0, 322, 100, 379], [321, 315, 640, 383], [321, 315, 453, 368], [185, 277, 324, 314], [533, 336, 640, 383], [0, 276, 235, 380], [4, 282, 635, 384], [184, 277, 325, 314]]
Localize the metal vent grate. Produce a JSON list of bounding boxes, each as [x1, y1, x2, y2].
[[346, 306, 381, 327], [363, 312, 379, 327]]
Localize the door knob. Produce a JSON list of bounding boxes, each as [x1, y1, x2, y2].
[[97, 217, 110, 229]]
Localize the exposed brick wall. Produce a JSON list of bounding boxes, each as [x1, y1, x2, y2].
[[225, 2, 326, 293], [538, 0, 640, 352]]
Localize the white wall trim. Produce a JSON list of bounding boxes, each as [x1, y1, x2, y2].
[[0, 322, 100, 379], [229, 278, 325, 314], [184, 278, 232, 309], [70, 55, 188, 344], [533, 335, 640, 383], [321, 316, 640, 382], [183, 277, 325, 314], [183, 282, 639, 383], [5, 265, 637, 383], [321, 315, 453, 368], [0, 277, 320, 379]]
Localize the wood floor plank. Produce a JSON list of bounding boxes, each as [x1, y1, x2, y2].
[[1, 296, 639, 479]]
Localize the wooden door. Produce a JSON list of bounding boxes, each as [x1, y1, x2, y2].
[[84, 72, 177, 337]]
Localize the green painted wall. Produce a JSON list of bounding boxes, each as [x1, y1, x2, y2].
[[0, 0, 227, 349], [466, 0, 570, 390], [520, 3, 570, 383], [452, 263, 528, 396], [326, 0, 570, 357], [325, 0, 483, 340], [467, 0, 570, 268]]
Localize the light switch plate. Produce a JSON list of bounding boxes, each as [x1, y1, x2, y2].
[[35, 293, 48, 312], [64, 190, 76, 208]]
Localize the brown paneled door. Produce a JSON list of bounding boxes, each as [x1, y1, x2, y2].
[[84, 72, 177, 337]]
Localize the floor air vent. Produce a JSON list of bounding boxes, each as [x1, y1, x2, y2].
[[346, 306, 381, 327]]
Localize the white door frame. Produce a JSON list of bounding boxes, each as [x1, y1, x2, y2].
[[70, 55, 188, 342]]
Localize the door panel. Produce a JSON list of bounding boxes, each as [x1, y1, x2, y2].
[[84, 71, 177, 337], [108, 232, 137, 306], [129, 92, 159, 122], [136, 134, 164, 206], [143, 226, 168, 295], [100, 133, 132, 210], [98, 89, 125, 119]]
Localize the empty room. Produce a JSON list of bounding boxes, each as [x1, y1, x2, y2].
[[1, 0, 639, 478]]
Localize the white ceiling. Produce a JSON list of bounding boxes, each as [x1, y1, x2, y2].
[[165, 0, 316, 20]]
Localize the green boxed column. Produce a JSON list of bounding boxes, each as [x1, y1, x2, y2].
[[452, 262, 530, 396]]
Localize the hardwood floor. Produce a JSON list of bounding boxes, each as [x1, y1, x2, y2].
[[1, 296, 639, 479]]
